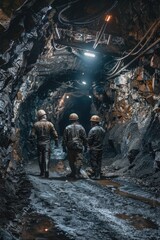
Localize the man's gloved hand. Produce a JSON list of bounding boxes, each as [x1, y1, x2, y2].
[[55, 140, 59, 148]]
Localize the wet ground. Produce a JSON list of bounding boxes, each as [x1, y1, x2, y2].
[[20, 213, 70, 240], [22, 161, 160, 240]]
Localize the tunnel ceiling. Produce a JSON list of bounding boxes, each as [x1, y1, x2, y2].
[[0, 0, 159, 85], [0, 0, 159, 138]]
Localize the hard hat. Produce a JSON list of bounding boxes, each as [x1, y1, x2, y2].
[[90, 115, 100, 122], [37, 109, 46, 119], [69, 113, 79, 121]]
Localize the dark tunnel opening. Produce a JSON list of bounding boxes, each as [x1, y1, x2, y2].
[[58, 94, 92, 136], [17, 75, 94, 161]]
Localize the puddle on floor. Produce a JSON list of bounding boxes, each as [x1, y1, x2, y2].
[[21, 213, 70, 240], [115, 213, 159, 230], [98, 179, 160, 207]]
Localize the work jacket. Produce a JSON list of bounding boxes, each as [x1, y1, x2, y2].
[[63, 123, 87, 149], [32, 118, 58, 145], [88, 125, 105, 151]]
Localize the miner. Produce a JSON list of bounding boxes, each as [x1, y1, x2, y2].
[[31, 109, 58, 178], [62, 113, 87, 179], [88, 115, 105, 179]]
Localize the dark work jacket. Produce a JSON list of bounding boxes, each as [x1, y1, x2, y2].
[[32, 119, 58, 145], [63, 123, 87, 149], [88, 125, 105, 151]]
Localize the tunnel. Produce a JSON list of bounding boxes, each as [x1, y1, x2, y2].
[[0, 0, 160, 239], [58, 94, 92, 135]]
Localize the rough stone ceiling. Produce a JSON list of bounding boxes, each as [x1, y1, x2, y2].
[[53, 0, 160, 51], [0, 0, 159, 88]]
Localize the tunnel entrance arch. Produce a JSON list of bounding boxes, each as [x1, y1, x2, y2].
[[58, 94, 93, 136]]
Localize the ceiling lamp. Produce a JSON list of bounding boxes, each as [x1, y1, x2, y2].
[[105, 15, 112, 22], [84, 51, 96, 58], [82, 81, 87, 85]]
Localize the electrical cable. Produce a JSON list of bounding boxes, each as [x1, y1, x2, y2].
[[107, 60, 122, 76], [106, 60, 121, 73], [107, 37, 160, 80], [106, 20, 160, 76], [53, 42, 67, 50], [58, 5, 106, 25], [131, 20, 160, 56], [53, 0, 80, 9], [58, 0, 118, 26], [115, 19, 159, 61]]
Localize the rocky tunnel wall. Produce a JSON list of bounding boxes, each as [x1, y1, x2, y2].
[[93, 66, 160, 184], [0, 0, 57, 176], [0, 0, 160, 182]]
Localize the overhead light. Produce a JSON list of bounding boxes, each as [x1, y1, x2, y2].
[[105, 15, 112, 22], [89, 95, 92, 98], [66, 95, 69, 99], [84, 51, 96, 58], [82, 81, 87, 85]]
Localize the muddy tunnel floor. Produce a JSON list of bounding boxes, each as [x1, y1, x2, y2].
[[13, 162, 159, 240]]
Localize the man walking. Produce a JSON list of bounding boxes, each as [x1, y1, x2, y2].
[[31, 109, 58, 178], [62, 113, 87, 179], [88, 115, 105, 179]]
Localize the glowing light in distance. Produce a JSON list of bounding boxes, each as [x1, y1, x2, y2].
[[66, 95, 69, 99], [44, 228, 48, 232], [84, 52, 96, 58], [82, 81, 87, 85], [89, 95, 92, 98]]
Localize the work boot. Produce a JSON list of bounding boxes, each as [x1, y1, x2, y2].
[[39, 165, 44, 176], [66, 172, 75, 178], [91, 171, 101, 180], [45, 171, 49, 178], [39, 171, 44, 176], [91, 175, 100, 180], [74, 168, 81, 179], [94, 174, 101, 180], [90, 170, 96, 178]]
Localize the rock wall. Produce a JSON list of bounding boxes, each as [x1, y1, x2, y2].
[[94, 67, 160, 186], [0, 0, 55, 176]]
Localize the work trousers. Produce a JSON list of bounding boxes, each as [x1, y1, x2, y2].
[[90, 150, 103, 176], [37, 144, 50, 175], [67, 149, 83, 174]]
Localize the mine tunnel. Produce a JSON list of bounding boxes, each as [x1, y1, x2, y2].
[[0, 0, 160, 239]]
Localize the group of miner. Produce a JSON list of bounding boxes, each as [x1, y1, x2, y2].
[[31, 109, 105, 179]]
